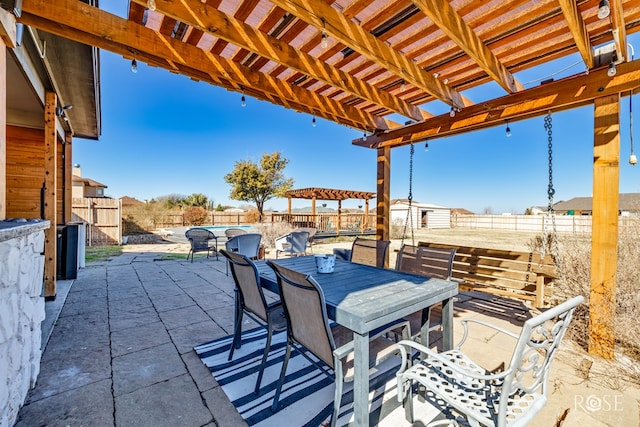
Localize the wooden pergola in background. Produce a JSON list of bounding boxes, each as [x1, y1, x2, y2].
[[285, 187, 375, 231]]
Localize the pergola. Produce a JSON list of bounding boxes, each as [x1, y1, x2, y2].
[[284, 187, 375, 230], [2, 0, 640, 360]]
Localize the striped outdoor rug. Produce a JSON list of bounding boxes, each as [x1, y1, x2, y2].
[[194, 328, 441, 426]]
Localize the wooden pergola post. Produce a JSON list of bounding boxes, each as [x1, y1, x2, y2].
[[0, 8, 16, 219], [589, 94, 620, 359], [376, 146, 391, 267], [43, 91, 58, 298], [63, 132, 73, 223]]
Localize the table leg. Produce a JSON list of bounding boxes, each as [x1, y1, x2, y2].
[[441, 297, 454, 350], [353, 331, 369, 426]]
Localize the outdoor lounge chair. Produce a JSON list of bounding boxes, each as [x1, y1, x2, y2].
[[333, 237, 390, 268], [266, 261, 409, 427], [395, 244, 457, 347], [224, 233, 262, 275], [395, 295, 584, 427], [221, 250, 287, 394], [274, 230, 309, 258], [185, 227, 218, 262]]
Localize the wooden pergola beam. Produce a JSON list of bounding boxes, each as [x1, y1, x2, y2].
[[411, 0, 522, 93], [130, 0, 422, 122], [269, 0, 466, 112], [354, 59, 640, 148], [558, 0, 595, 69], [20, 0, 395, 131]]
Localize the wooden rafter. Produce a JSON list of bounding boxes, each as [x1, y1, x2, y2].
[[558, 0, 594, 69], [130, 0, 423, 122], [268, 0, 467, 110], [20, 0, 397, 131], [354, 58, 640, 148], [410, 0, 523, 94], [611, 0, 629, 62]]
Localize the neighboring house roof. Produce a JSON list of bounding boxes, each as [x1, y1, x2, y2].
[[120, 196, 144, 206], [72, 175, 107, 188], [554, 194, 640, 212], [451, 208, 475, 215]]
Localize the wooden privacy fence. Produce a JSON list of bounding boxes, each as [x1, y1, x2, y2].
[[72, 197, 122, 246]]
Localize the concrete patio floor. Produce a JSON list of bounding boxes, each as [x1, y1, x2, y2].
[[14, 243, 639, 427]]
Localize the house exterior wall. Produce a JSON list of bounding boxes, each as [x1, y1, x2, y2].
[[6, 125, 65, 221]]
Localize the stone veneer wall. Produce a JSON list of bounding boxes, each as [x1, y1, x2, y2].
[[0, 221, 49, 427]]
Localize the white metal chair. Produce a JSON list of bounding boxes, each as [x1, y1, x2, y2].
[[267, 260, 410, 427], [185, 227, 218, 262], [221, 250, 287, 394], [274, 230, 309, 258], [395, 295, 584, 427], [224, 233, 262, 275]]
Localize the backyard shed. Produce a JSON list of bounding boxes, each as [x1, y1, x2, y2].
[[390, 200, 451, 229]]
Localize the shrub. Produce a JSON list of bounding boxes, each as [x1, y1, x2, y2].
[[183, 206, 209, 226], [529, 221, 640, 375], [253, 222, 293, 248], [245, 209, 260, 224]]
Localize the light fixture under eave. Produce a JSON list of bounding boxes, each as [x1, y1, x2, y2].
[[131, 58, 138, 73], [598, 0, 610, 19]]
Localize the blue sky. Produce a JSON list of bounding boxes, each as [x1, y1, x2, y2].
[[74, 3, 640, 214]]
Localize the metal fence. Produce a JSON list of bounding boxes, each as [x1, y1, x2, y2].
[[452, 214, 640, 233]]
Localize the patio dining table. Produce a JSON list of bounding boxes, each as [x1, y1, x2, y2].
[[255, 255, 459, 426]]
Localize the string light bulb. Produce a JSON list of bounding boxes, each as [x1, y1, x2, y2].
[[424, 141, 429, 152], [608, 60, 617, 77], [506, 120, 512, 137], [312, 116, 316, 127], [363, 132, 367, 141], [130, 58, 138, 73], [449, 107, 456, 117], [597, 0, 610, 19], [400, 79, 406, 91], [241, 94, 246, 107], [147, 0, 157, 11], [320, 18, 328, 49]]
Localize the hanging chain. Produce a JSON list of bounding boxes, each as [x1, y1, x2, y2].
[[401, 143, 415, 246], [543, 111, 562, 276]]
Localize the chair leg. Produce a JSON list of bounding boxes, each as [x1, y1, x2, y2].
[[271, 341, 293, 412], [228, 302, 243, 360], [331, 373, 343, 427], [404, 378, 415, 423], [254, 323, 274, 394]]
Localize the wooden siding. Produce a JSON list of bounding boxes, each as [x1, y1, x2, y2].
[[6, 125, 67, 222]]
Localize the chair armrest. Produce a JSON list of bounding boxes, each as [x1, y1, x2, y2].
[[395, 339, 512, 381], [456, 318, 519, 349]]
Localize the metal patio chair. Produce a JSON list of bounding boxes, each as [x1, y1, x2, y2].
[[395, 296, 584, 427], [267, 260, 410, 427], [274, 230, 309, 258], [347, 237, 391, 268], [221, 249, 287, 394], [224, 233, 262, 275], [185, 227, 218, 262], [395, 244, 457, 347]]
